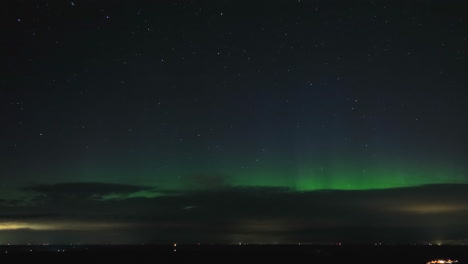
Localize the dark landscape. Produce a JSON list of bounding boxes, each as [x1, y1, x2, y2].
[[1, 244, 467, 263]]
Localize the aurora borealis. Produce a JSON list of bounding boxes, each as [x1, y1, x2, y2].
[[2, 0, 468, 244]]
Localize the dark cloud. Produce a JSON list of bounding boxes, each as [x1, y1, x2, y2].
[[0, 199, 22, 206], [181, 173, 230, 189], [1, 183, 468, 244], [22, 182, 154, 201], [0, 213, 58, 220]]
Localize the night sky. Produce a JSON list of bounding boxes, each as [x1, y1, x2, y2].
[[1, 0, 468, 244]]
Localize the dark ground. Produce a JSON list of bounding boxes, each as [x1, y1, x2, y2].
[[0, 245, 466, 263]]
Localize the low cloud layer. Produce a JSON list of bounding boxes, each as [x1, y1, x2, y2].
[[1, 182, 468, 244]]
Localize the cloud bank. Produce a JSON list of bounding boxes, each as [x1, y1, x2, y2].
[[1, 182, 468, 244]]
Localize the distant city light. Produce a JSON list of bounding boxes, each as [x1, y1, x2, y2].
[[427, 260, 458, 264]]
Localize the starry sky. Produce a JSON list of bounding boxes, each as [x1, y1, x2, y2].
[[1, 0, 468, 244]]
